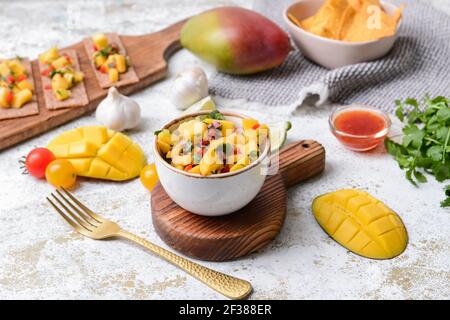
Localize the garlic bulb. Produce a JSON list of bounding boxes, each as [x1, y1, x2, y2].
[[95, 87, 141, 131], [170, 66, 209, 110]]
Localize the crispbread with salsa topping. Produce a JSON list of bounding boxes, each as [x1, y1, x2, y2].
[[0, 58, 39, 120], [38, 49, 89, 110], [83, 33, 139, 89]]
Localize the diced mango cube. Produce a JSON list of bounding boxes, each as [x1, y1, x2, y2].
[[8, 59, 26, 76], [94, 54, 107, 68], [63, 72, 75, 86], [54, 89, 71, 101], [109, 68, 119, 82], [0, 87, 11, 108], [0, 62, 10, 77], [52, 74, 70, 90], [17, 79, 34, 91], [51, 56, 70, 69], [114, 54, 127, 73], [39, 47, 59, 64], [92, 33, 109, 50], [12, 89, 32, 108], [242, 118, 259, 130], [157, 129, 172, 145], [74, 71, 84, 83], [188, 165, 201, 174]]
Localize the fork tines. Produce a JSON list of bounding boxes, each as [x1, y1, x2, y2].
[[47, 188, 103, 233]]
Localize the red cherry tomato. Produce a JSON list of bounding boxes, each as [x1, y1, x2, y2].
[[25, 148, 55, 179]]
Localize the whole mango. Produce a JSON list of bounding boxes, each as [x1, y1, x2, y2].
[[180, 7, 290, 75]]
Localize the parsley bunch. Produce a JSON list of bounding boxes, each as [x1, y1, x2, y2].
[[385, 96, 450, 207]]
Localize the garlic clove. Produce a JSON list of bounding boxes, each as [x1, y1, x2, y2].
[[122, 95, 141, 130], [95, 87, 141, 131], [170, 66, 209, 110]]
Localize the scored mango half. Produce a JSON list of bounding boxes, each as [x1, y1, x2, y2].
[[312, 189, 408, 259], [47, 126, 146, 181]]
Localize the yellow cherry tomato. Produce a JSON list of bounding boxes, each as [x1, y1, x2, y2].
[[140, 163, 159, 192], [45, 159, 77, 189]]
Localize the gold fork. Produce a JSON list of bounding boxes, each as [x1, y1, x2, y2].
[[47, 188, 252, 300]]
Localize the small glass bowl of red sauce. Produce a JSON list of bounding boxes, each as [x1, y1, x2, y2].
[[329, 105, 391, 152]]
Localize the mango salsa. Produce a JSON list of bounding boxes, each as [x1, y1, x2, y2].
[[39, 47, 85, 101], [47, 126, 146, 181], [0, 58, 34, 109], [155, 111, 269, 176], [91, 33, 129, 83]]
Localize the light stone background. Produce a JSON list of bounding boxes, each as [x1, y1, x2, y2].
[[0, 0, 449, 300]]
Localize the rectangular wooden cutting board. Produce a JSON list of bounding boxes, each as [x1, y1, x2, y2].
[[0, 20, 185, 152]]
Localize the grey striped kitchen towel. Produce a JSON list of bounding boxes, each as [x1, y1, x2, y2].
[[209, 0, 450, 113]]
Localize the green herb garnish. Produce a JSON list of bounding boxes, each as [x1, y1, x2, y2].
[[385, 96, 450, 207], [50, 70, 64, 78], [208, 110, 225, 120], [99, 47, 112, 57], [154, 129, 162, 136]]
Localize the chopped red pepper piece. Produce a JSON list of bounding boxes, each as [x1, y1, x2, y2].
[[99, 65, 108, 74], [41, 66, 54, 76], [6, 91, 13, 104], [6, 75, 15, 84], [93, 45, 98, 51], [17, 74, 27, 82], [184, 164, 193, 172], [252, 124, 260, 130]]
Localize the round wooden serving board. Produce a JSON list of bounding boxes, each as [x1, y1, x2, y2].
[[151, 140, 326, 261]]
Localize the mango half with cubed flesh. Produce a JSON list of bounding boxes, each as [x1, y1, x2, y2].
[[180, 7, 290, 75], [47, 126, 146, 181], [312, 189, 408, 260]]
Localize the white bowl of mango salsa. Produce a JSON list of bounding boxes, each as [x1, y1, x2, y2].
[[153, 111, 271, 216]]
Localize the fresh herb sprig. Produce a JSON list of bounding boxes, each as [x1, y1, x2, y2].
[[208, 110, 225, 120], [385, 96, 450, 207]]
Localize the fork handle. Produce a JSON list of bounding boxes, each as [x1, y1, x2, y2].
[[117, 229, 252, 299]]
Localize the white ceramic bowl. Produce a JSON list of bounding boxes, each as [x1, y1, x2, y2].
[[153, 111, 271, 217], [284, 0, 402, 69]]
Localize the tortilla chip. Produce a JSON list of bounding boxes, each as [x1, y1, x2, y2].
[[299, 0, 403, 42], [343, 1, 404, 42], [83, 33, 139, 89], [0, 58, 39, 121], [39, 49, 89, 110]]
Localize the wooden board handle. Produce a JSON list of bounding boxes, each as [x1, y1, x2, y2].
[[275, 140, 326, 188], [159, 19, 187, 59]]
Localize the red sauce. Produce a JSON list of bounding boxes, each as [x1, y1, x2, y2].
[[332, 109, 388, 151], [335, 110, 387, 136]]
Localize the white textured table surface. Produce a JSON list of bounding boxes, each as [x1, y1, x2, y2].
[[0, 0, 449, 300]]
